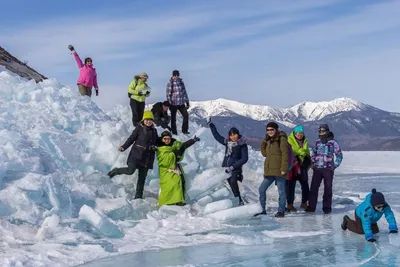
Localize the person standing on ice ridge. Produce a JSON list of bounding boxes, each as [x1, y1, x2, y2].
[[206, 117, 248, 206], [156, 131, 200, 206], [256, 122, 288, 218], [166, 70, 190, 135], [108, 111, 158, 199], [68, 45, 99, 97], [306, 124, 343, 214], [286, 125, 311, 212], [128, 72, 151, 127], [341, 188, 398, 242]]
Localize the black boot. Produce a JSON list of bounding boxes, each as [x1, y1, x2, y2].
[[275, 212, 285, 218], [254, 210, 267, 217], [323, 208, 332, 214], [341, 215, 350, 230], [108, 168, 118, 178]]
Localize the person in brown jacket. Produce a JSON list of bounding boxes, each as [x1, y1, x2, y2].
[[255, 122, 288, 217]]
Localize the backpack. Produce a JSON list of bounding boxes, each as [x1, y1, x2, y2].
[[277, 136, 297, 171]]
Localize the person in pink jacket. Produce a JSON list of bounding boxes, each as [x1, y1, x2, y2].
[[68, 45, 99, 97]]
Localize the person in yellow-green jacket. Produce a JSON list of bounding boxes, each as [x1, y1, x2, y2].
[[128, 72, 151, 127], [286, 125, 311, 212], [156, 131, 200, 206]]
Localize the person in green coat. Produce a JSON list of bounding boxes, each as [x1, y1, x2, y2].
[[128, 72, 151, 127], [286, 125, 311, 212], [156, 131, 200, 206]]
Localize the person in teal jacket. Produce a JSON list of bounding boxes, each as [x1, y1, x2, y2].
[[341, 188, 398, 242]]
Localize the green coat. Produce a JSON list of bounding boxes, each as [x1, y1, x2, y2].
[[287, 132, 310, 162], [156, 141, 185, 206], [260, 131, 289, 178], [128, 77, 150, 102]]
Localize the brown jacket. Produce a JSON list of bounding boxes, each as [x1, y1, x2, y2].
[[260, 131, 289, 178]]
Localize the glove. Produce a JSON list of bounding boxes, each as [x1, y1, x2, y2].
[[95, 89, 99, 96], [225, 166, 234, 174], [193, 135, 200, 142], [148, 145, 157, 152], [367, 238, 376, 243], [68, 45, 74, 51], [145, 91, 150, 97], [390, 230, 398, 234], [185, 101, 190, 109], [128, 93, 132, 98], [138, 91, 144, 96]]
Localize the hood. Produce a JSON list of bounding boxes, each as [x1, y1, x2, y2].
[[319, 131, 334, 143]]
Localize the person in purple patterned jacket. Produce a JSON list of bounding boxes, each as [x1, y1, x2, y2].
[[306, 124, 343, 214], [166, 70, 190, 135]]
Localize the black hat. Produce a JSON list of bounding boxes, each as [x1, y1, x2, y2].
[[228, 127, 240, 135], [161, 131, 172, 138], [266, 122, 279, 130], [84, 57, 92, 64], [162, 101, 171, 107], [370, 188, 385, 207], [319, 124, 330, 131], [172, 70, 180, 76]]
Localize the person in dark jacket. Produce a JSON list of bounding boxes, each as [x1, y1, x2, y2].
[[342, 189, 398, 242], [151, 101, 171, 131], [108, 110, 158, 199], [166, 70, 190, 135], [207, 117, 248, 206]]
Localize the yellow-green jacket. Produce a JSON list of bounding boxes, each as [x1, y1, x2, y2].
[[128, 76, 150, 102]]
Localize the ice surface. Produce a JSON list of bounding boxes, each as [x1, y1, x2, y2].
[[203, 199, 233, 215], [1, 71, 400, 266]]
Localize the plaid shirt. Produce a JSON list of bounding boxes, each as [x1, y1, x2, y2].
[[166, 78, 189, 106]]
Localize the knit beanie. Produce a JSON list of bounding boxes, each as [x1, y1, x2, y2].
[[228, 127, 240, 135], [172, 70, 180, 76], [161, 131, 172, 138], [293, 125, 304, 134], [319, 124, 330, 131], [370, 188, 385, 206], [142, 110, 154, 120], [266, 122, 279, 130]]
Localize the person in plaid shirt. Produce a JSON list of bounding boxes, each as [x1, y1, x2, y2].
[[166, 70, 190, 135]]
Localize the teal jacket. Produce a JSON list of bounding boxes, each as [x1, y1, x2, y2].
[[355, 193, 398, 240]]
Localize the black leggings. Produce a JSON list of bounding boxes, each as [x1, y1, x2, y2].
[[115, 162, 149, 199]]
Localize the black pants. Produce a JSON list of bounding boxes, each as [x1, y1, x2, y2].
[[227, 171, 243, 198], [154, 116, 171, 130], [286, 167, 310, 205], [114, 162, 149, 199], [130, 99, 145, 126], [170, 105, 189, 134]]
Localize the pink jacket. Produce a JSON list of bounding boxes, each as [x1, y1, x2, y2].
[[73, 51, 98, 89]]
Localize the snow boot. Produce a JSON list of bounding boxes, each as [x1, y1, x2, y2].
[[300, 203, 308, 210], [254, 210, 267, 217], [108, 168, 118, 178], [323, 208, 332, 214], [286, 204, 297, 212], [341, 215, 350, 230], [305, 207, 315, 212], [275, 212, 285, 218]]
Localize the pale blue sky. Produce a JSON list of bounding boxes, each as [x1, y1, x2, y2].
[[1, 0, 400, 111]]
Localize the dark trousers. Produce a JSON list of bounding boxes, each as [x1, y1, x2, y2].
[[227, 171, 243, 198], [170, 105, 189, 134], [347, 211, 379, 235], [130, 99, 145, 126], [154, 116, 171, 130], [286, 167, 309, 205], [78, 84, 92, 97], [114, 162, 148, 199], [308, 168, 334, 212]]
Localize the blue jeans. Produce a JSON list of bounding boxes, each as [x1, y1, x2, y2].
[[258, 176, 286, 213]]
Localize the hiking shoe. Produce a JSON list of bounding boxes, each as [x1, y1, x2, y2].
[[275, 212, 285, 218], [286, 204, 297, 212], [323, 208, 332, 214], [300, 203, 308, 210], [341, 215, 350, 230], [305, 207, 315, 212], [108, 168, 118, 178], [254, 210, 267, 217], [182, 131, 191, 135]]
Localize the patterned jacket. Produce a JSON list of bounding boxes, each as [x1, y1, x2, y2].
[[166, 78, 189, 106], [311, 131, 343, 169]]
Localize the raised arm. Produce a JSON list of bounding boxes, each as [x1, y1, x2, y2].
[[209, 123, 225, 145], [72, 51, 84, 69]]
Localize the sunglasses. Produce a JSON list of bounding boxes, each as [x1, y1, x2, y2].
[[376, 204, 384, 209], [266, 128, 276, 132]]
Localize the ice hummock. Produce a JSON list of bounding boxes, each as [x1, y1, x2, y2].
[[1, 68, 400, 266]]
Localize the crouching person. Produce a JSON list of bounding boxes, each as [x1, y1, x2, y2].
[[108, 111, 158, 199], [342, 188, 398, 242], [156, 131, 200, 206], [256, 122, 288, 218], [151, 101, 171, 131]]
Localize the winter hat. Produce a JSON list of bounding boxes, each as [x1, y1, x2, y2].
[[139, 72, 149, 78], [172, 70, 180, 76], [266, 122, 279, 130], [161, 130, 172, 138], [142, 110, 154, 121], [293, 125, 304, 134], [162, 101, 171, 107], [319, 124, 330, 131], [228, 127, 240, 135], [370, 188, 386, 207]]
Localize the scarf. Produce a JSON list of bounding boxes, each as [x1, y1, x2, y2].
[[226, 141, 238, 156]]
